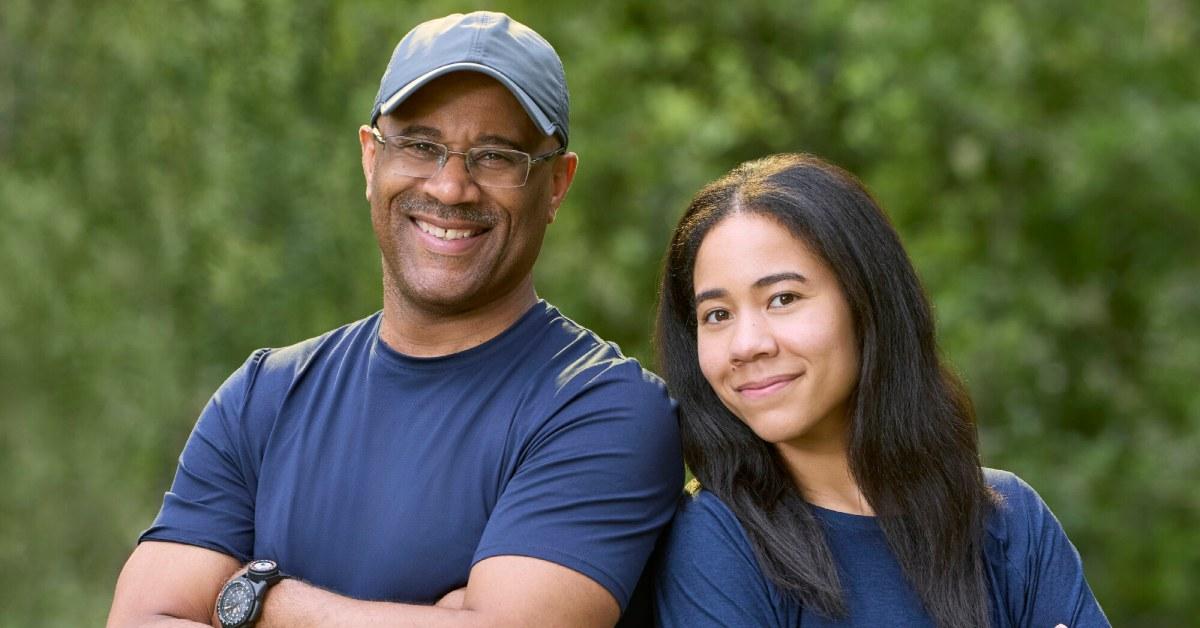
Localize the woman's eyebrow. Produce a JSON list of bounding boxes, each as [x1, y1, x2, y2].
[[694, 272, 807, 305], [754, 271, 807, 288], [694, 288, 727, 305]]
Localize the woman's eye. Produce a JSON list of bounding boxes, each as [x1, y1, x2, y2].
[[701, 309, 730, 324], [769, 293, 797, 308]]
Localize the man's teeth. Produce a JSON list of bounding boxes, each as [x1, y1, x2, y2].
[[416, 219, 479, 241]]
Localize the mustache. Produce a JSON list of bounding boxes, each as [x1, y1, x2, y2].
[[394, 195, 499, 227]]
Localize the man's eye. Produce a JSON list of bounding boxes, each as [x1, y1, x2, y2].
[[473, 150, 521, 167], [397, 141, 442, 159]]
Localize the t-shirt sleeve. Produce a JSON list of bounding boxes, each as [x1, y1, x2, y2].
[[138, 350, 269, 562], [471, 363, 683, 611], [990, 470, 1111, 627], [653, 491, 790, 628]]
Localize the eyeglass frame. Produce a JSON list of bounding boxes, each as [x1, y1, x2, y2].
[[370, 128, 566, 189]]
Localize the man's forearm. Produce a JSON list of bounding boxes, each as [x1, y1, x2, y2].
[[239, 555, 617, 628], [256, 579, 490, 628], [113, 618, 211, 628]]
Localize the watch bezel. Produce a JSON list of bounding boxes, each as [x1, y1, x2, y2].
[[247, 559, 280, 580]]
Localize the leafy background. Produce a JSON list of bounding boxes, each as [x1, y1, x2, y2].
[[1, 1, 1196, 625]]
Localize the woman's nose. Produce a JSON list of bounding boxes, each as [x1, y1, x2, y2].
[[729, 315, 777, 365]]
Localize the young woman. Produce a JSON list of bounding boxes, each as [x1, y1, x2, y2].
[[652, 154, 1108, 627]]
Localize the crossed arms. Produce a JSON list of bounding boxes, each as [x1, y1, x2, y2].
[[107, 541, 619, 628]]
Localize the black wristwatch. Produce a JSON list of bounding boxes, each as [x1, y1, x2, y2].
[[215, 559, 284, 628]]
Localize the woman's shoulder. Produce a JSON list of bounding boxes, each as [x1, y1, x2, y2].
[[654, 485, 794, 626], [982, 467, 1075, 563], [980, 472, 1111, 626], [657, 484, 774, 578], [983, 467, 1054, 530], [984, 467, 1042, 512], [668, 485, 755, 547]]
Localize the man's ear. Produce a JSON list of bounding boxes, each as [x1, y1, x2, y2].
[[359, 125, 378, 200], [546, 151, 578, 224]]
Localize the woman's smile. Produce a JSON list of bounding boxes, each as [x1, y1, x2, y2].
[[733, 373, 802, 398]]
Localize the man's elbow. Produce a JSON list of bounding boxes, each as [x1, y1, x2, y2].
[[107, 541, 240, 628]]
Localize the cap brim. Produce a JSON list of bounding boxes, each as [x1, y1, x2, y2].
[[374, 62, 557, 139]]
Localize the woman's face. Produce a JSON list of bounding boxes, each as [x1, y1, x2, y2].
[[693, 212, 860, 450]]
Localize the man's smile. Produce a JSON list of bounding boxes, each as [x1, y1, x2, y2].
[[414, 218, 484, 241]]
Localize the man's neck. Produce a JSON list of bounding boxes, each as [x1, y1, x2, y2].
[[377, 281, 539, 358]]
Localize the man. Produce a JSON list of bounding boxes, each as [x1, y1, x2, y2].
[[107, 12, 681, 628]]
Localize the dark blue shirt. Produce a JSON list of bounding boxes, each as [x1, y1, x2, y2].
[[141, 301, 683, 609], [653, 469, 1109, 627]]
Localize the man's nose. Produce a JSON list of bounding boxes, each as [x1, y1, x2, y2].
[[421, 151, 481, 206]]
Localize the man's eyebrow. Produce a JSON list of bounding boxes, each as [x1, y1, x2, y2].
[[393, 124, 442, 138], [386, 127, 525, 151], [474, 134, 525, 151]]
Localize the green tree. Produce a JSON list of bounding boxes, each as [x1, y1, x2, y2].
[[1, 1, 1196, 624]]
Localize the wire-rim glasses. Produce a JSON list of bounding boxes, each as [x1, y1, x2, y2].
[[371, 128, 565, 189]]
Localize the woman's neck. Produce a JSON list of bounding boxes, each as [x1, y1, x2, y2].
[[775, 429, 874, 516]]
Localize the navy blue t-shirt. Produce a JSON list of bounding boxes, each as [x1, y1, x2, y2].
[[141, 301, 683, 609], [653, 469, 1109, 627]]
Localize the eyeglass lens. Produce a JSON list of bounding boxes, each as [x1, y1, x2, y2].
[[380, 136, 531, 188]]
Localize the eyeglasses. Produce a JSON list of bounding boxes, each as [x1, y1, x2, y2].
[[371, 128, 565, 189]]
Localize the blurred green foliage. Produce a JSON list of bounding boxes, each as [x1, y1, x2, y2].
[[1, 0, 1197, 625]]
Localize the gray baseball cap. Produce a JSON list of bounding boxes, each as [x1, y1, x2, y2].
[[370, 12, 569, 146]]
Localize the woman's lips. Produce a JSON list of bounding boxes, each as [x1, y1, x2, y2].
[[735, 373, 800, 399]]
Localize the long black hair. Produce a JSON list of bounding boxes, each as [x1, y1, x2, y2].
[[655, 154, 995, 626]]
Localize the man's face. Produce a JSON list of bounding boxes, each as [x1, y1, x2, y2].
[[359, 72, 575, 317]]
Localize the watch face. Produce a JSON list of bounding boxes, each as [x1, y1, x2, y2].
[[249, 559, 276, 574], [217, 579, 255, 626]]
